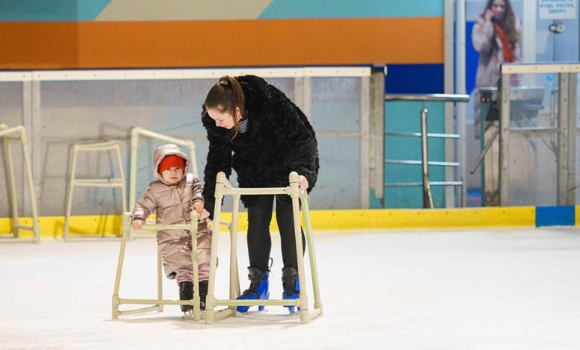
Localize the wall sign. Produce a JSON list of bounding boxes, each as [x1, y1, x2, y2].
[[539, 0, 577, 20]]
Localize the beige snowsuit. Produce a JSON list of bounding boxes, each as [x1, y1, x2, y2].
[[131, 144, 212, 284]]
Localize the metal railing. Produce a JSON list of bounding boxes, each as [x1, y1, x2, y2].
[[384, 94, 470, 208]]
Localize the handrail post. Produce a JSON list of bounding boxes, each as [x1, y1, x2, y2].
[[420, 102, 434, 209], [383, 94, 469, 208]]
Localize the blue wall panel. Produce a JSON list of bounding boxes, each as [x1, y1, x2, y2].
[[466, 21, 478, 95], [0, 0, 110, 21], [260, 0, 444, 19], [379, 63, 447, 208]]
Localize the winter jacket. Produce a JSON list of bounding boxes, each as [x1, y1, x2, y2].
[[201, 75, 319, 216], [472, 15, 521, 138], [131, 144, 212, 280]]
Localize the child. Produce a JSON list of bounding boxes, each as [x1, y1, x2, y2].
[[131, 144, 212, 313]]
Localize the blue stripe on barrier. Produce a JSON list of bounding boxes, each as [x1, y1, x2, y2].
[[385, 64, 444, 94], [535, 206, 575, 227]]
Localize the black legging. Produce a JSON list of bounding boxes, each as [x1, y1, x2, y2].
[[246, 195, 306, 272]]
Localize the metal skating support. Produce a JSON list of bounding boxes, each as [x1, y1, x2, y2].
[[63, 141, 126, 241], [204, 172, 323, 325], [112, 212, 205, 320], [0, 124, 41, 244]]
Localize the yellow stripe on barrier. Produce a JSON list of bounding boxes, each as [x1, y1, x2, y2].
[[0, 215, 124, 239], [0, 206, 541, 239], [311, 207, 536, 230]]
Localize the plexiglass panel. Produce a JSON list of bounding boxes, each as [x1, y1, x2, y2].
[[40, 79, 213, 216], [505, 73, 559, 206], [0, 82, 24, 126], [310, 77, 361, 208], [509, 74, 556, 130], [316, 136, 360, 209], [508, 131, 558, 206], [37, 76, 355, 215], [0, 72, 368, 217], [310, 77, 361, 132]]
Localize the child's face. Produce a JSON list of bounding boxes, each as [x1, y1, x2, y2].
[[161, 167, 184, 184]]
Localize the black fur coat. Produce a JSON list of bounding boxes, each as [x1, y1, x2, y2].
[[201, 75, 319, 216]]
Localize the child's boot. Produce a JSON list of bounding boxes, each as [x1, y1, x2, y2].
[[235, 267, 270, 313], [282, 267, 300, 313], [179, 281, 194, 313], [199, 280, 208, 311]]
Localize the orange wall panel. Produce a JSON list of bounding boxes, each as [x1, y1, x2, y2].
[[0, 17, 443, 69], [0, 22, 80, 68]]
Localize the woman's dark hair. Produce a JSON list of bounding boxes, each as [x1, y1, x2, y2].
[[482, 0, 519, 44], [204, 75, 246, 140]]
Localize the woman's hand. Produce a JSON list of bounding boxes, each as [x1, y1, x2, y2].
[[484, 9, 494, 22], [298, 175, 309, 192]]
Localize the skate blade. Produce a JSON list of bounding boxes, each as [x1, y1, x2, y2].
[[236, 308, 268, 316], [181, 310, 194, 319], [181, 309, 207, 319]]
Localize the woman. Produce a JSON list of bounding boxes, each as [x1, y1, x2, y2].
[[201, 75, 319, 313], [472, 0, 521, 139]]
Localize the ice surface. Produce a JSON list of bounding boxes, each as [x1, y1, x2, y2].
[[1, 228, 580, 349]]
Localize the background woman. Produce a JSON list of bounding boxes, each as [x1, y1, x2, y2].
[[472, 0, 521, 139]]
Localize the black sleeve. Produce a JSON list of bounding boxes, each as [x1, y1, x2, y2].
[[201, 110, 232, 219], [267, 89, 319, 191]]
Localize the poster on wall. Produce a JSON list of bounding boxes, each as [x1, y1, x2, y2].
[[539, 0, 577, 20]]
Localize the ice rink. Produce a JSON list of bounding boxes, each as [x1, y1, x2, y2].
[[2, 227, 580, 350]]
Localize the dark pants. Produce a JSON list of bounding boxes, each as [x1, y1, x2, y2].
[[246, 195, 306, 272]]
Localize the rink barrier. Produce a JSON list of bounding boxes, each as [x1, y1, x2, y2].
[[4, 205, 580, 239]]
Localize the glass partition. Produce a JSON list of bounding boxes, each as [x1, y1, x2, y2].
[[508, 74, 558, 205], [499, 63, 579, 206], [39, 79, 212, 216], [310, 77, 362, 209], [0, 68, 371, 217]]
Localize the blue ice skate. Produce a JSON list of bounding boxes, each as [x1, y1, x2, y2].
[[236, 267, 270, 313], [282, 267, 300, 313]]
